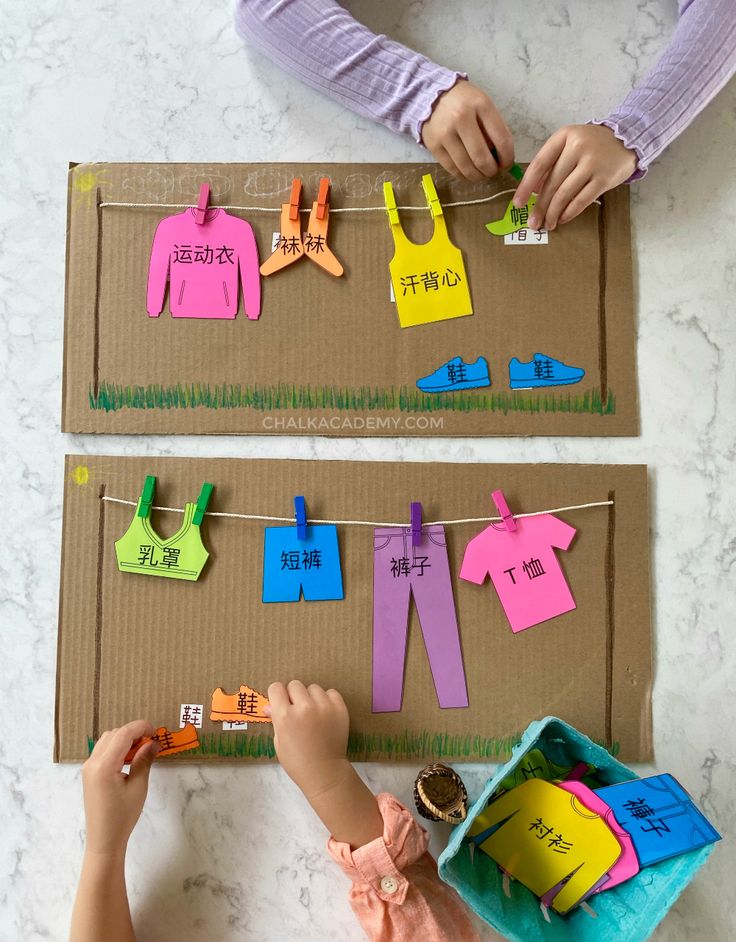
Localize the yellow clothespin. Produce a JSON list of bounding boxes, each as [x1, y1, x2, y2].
[[383, 181, 400, 226], [421, 173, 443, 218]]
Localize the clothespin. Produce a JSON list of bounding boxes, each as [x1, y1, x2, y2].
[[316, 177, 330, 220], [137, 475, 156, 518], [193, 482, 214, 526], [294, 495, 307, 540], [194, 183, 210, 225], [288, 178, 302, 222], [411, 501, 423, 547], [492, 489, 517, 532], [563, 761, 591, 782], [490, 146, 525, 183], [421, 173, 443, 217], [383, 182, 400, 226]]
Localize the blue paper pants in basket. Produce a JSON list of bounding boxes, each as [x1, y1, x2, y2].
[[262, 524, 344, 602]]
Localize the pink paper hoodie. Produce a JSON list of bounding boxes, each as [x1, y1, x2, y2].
[[147, 207, 261, 319]]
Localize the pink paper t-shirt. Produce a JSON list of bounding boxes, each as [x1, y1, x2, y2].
[[459, 514, 576, 632]]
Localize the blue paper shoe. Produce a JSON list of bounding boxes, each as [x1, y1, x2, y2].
[[508, 353, 585, 389], [416, 356, 491, 393]]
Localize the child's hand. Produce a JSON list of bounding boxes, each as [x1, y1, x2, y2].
[[82, 720, 160, 857], [266, 681, 350, 801], [514, 124, 638, 230], [421, 80, 514, 182]]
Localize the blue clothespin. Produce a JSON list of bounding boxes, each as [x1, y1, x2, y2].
[[137, 475, 156, 518], [294, 496, 307, 540], [193, 482, 214, 526], [411, 501, 423, 546], [492, 489, 517, 532]]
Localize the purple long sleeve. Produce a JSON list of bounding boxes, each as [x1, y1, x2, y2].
[[593, 0, 736, 178], [237, 0, 736, 178], [234, 0, 464, 142]]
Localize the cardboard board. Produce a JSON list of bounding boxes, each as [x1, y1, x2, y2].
[[55, 455, 653, 763], [62, 162, 638, 436]]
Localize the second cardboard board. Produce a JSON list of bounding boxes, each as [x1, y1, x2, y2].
[[63, 162, 637, 436], [56, 456, 652, 762]]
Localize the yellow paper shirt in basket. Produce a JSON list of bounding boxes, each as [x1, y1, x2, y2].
[[467, 778, 622, 914], [384, 174, 473, 328], [115, 476, 213, 582]]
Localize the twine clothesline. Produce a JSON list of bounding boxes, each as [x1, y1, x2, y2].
[[98, 189, 517, 214], [100, 495, 613, 528]]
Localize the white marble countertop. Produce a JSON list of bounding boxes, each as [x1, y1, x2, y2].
[[2, 1, 735, 939]]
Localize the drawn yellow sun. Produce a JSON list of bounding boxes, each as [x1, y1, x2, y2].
[[72, 166, 109, 209]]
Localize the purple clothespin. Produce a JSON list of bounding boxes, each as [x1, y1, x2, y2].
[[194, 183, 211, 225], [411, 501, 423, 546], [294, 495, 307, 540], [492, 489, 517, 532]]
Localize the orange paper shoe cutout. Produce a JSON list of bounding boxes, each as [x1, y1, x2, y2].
[[304, 178, 344, 276], [260, 177, 343, 278], [124, 723, 200, 763], [210, 684, 271, 723], [260, 178, 305, 276]]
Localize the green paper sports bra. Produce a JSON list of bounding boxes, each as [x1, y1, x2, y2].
[[115, 476, 213, 581]]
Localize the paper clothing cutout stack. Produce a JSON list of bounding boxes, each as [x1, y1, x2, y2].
[[115, 476, 214, 581], [260, 177, 344, 277], [124, 723, 200, 763], [467, 779, 622, 914], [460, 494, 576, 632], [544, 780, 640, 902], [147, 201, 261, 319], [210, 685, 271, 723], [384, 174, 473, 328]]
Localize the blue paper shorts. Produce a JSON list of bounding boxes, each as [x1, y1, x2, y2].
[[262, 524, 344, 602]]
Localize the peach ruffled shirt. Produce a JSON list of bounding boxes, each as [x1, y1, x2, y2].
[[327, 793, 480, 942]]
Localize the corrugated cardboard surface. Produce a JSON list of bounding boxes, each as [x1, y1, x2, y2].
[[56, 455, 652, 763], [62, 162, 638, 436]]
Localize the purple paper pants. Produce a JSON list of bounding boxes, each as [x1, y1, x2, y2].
[[372, 525, 469, 712]]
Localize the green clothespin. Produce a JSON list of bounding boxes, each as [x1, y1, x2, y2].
[[490, 146, 524, 182], [137, 475, 156, 519], [193, 482, 214, 526]]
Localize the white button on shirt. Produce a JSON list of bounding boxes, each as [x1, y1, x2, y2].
[[380, 876, 399, 894]]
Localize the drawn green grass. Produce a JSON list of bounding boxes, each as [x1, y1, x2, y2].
[[89, 382, 616, 416], [87, 732, 621, 760]]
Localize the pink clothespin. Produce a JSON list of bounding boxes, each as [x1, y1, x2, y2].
[[194, 183, 211, 225], [411, 502, 423, 546], [492, 489, 517, 532], [316, 177, 330, 220], [563, 762, 591, 782]]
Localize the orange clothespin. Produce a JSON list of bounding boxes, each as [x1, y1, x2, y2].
[[288, 178, 302, 222], [316, 177, 330, 220]]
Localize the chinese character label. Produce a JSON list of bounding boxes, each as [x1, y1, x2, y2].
[[223, 720, 249, 731], [179, 703, 203, 729], [172, 243, 235, 264], [504, 228, 549, 245]]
